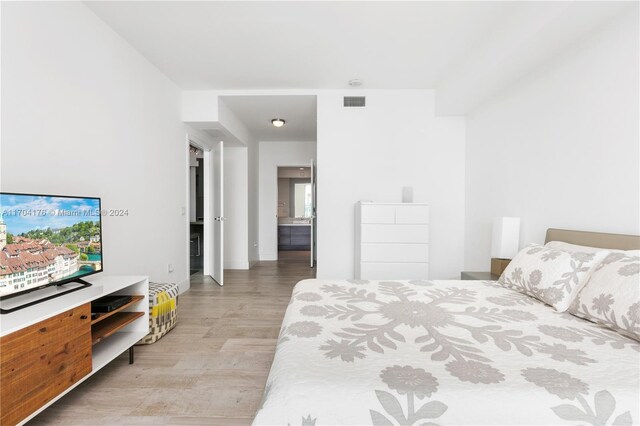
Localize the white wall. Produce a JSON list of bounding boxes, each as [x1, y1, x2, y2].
[[1, 2, 193, 289], [464, 9, 639, 270], [258, 141, 316, 260], [224, 147, 249, 269], [316, 90, 466, 279]]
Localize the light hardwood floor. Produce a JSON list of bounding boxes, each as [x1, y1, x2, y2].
[[31, 259, 315, 425]]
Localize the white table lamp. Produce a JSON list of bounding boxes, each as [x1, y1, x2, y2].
[[490, 217, 520, 276]]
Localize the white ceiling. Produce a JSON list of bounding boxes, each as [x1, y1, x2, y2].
[[221, 95, 317, 142], [86, 1, 632, 114], [85, 1, 519, 89]]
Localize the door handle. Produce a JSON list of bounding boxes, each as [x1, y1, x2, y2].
[[214, 217, 227, 221]]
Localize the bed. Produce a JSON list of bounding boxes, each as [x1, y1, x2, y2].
[[253, 229, 640, 426]]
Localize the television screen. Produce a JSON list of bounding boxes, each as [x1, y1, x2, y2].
[[0, 193, 103, 298]]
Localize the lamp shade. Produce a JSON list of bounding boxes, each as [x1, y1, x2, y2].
[[491, 217, 520, 259]]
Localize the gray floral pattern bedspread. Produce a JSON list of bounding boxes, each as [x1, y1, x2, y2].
[[253, 279, 640, 426]]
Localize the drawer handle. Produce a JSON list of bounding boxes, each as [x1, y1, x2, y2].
[[80, 315, 88, 320]]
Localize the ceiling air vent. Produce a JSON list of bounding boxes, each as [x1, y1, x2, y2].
[[343, 96, 366, 107]]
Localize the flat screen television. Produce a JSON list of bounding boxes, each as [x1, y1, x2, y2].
[[0, 192, 103, 300]]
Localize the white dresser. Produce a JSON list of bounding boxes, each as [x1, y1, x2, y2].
[[355, 202, 429, 280]]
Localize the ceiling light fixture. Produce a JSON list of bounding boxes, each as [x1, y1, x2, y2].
[[271, 118, 286, 128], [348, 79, 363, 87]]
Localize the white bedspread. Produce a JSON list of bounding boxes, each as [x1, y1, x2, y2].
[[253, 279, 640, 426]]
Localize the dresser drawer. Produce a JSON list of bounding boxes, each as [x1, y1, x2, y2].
[[361, 243, 429, 262], [360, 262, 429, 280], [361, 224, 429, 243], [360, 204, 396, 224], [1, 303, 92, 425], [395, 205, 429, 224]]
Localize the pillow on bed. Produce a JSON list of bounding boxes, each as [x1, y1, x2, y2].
[[498, 244, 608, 312], [545, 241, 603, 253], [547, 242, 640, 341]]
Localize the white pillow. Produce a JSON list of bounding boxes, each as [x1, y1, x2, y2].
[[498, 244, 608, 312], [545, 241, 602, 254], [546, 241, 639, 341]]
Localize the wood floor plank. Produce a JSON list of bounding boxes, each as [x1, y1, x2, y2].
[[220, 338, 278, 352], [29, 259, 314, 425]]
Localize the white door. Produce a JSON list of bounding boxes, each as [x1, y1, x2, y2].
[[310, 159, 316, 268], [213, 141, 224, 285]]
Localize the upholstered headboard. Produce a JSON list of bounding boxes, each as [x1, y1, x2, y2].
[[545, 228, 640, 251]]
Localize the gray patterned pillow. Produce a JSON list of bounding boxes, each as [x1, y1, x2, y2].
[[544, 241, 603, 255], [547, 242, 640, 341], [498, 244, 608, 312]]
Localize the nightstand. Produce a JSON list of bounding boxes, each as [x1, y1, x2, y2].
[[461, 271, 500, 281]]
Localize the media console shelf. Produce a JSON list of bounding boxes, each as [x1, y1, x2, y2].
[[0, 275, 149, 426], [91, 294, 145, 325], [92, 311, 145, 345], [90, 294, 145, 346]]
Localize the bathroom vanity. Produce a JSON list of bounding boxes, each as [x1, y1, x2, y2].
[[278, 219, 311, 250]]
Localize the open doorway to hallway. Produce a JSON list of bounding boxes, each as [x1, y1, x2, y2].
[[277, 166, 312, 261], [215, 94, 317, 267], [189, 144, 204, 276], [187, 138, 225, 286]]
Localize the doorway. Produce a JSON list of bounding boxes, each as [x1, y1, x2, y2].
[[187, 138, 225, 286], [277, 166, 313, 262], [189, 145, 204, 275]]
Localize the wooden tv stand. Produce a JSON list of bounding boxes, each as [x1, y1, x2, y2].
[[0, 275, 149, 426]]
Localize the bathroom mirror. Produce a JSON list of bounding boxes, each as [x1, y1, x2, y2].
[[293, 182, 312, 218]]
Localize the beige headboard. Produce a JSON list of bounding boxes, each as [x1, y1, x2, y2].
[[545, 228, 640, 251]]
